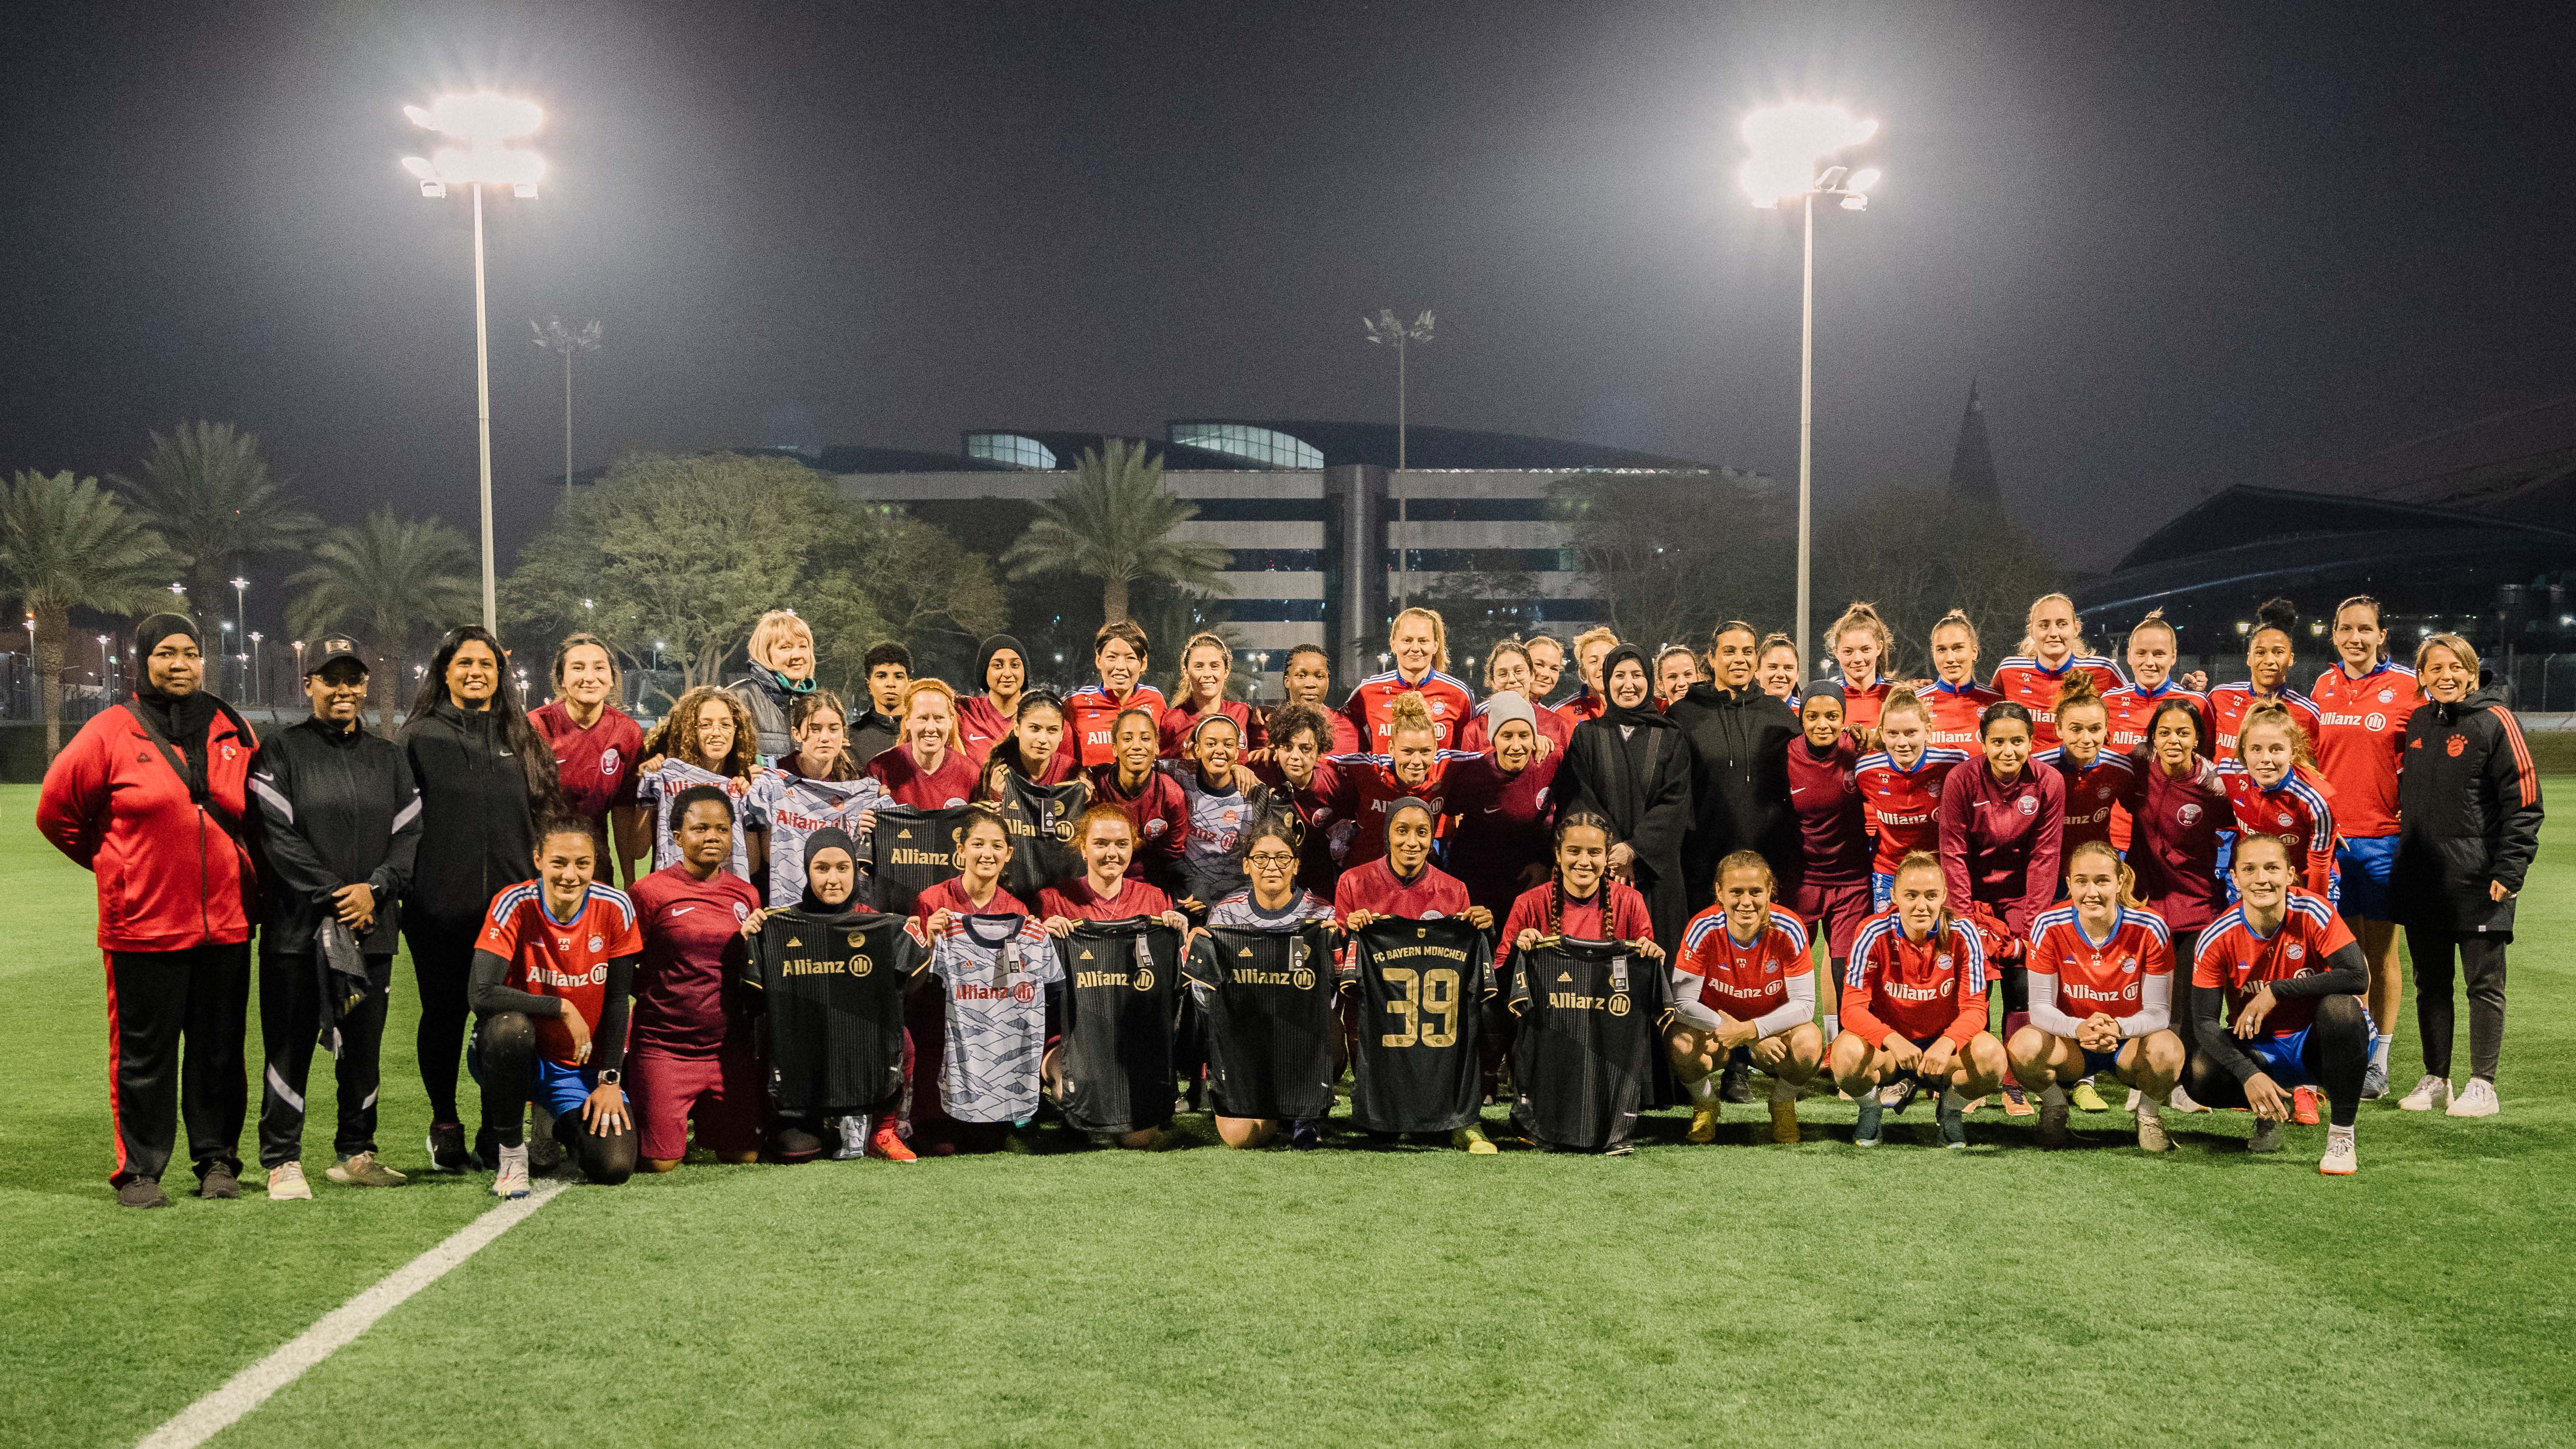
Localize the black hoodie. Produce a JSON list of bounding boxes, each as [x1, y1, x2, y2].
[[251, 714, 422, 954], [401, 698, 552, 930], [1664, 680, 1797, 905], [2391, 685, 2545, 937]]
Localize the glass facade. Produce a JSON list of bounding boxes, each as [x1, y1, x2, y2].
[[1169, 422, 1324, 470], [963, 432, 1058, 470]]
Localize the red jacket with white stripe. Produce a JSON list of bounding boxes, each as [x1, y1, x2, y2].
[[39, 700, 261, 952]]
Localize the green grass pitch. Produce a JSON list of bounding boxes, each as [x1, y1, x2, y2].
[[3, 780, 2571, 1448]]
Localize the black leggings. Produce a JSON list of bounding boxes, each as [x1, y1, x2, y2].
[[257, 951, 391, 1167], [2407, 928, 2507, 1084], [473, 1013, 636, 1184], [2187, 994, 2369, 1128], [404, 922, 479, 1124]]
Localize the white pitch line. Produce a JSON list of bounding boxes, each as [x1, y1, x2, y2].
[[136, 1180, 567, 1449]]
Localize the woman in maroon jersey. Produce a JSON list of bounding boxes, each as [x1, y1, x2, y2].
[[531, 633, 644, 886], [778, 691, 859, 781], [1248, 702, 1346, 895], [1821, 601, 1897, 739], [1781, 681, 1871, 1047], [1160, 631, 1267, 757], [1333, 799, 1488, 929], [865, 679, 980, 809], [2041, 675, 2134, 859], [2118, 696, 2229, 1109], [1439, 692, 1563, 922], [904, 806, 1026, 1155], [1937, 700, 2066, 1114], [952, 634, 1031, 767], [1089, 706, 1189, 889]]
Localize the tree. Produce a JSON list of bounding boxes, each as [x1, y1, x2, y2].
[[1810, 485, 2062, 675], [287, 509, 479, 729], [110, 420, 320, 608], [1407, 567, 1547, 682], [804, 499, 1010, 692], [1551, 469, 1793, 652], [1001, 440, 1231, 623], [0, 471, 180, 756]]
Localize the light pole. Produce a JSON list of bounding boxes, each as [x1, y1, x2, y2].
[[230, 576, 249, 695], [97, 635, 112, 698], [404, 93, 547, 632], [1741, 104, 1879, 672], [1363, 307, 1435, 608], [249, 631, 263, 705], [532, 317, 603, 499]]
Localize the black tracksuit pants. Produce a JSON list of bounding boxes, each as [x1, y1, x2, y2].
[[105, 943, 251, 1185], [404, 921, 480, 1124], [2407, 928, 2508, 1084], [257, 950, 392, 1168]]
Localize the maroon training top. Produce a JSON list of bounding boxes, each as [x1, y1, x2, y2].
[[628, 863, 760, 1057]]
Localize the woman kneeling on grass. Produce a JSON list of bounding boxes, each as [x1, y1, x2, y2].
[[468, 819, 643, 1196], [2007, 841, 2186, 1154], [1667, 852, 1825, 1145], [1832, 852, 2005, 1149], [1199, 813, 1339, 1150]]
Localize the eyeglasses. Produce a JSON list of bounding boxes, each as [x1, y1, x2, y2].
[[1245, 853, 1297, 867]]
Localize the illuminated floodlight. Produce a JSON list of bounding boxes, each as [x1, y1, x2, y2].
[[401, 93, 545, 196], [1739, 104, 1877, 208]]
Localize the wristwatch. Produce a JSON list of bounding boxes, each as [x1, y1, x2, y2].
[[595, 1069, 621, 1087]]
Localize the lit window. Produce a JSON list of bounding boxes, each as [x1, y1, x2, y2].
[[1171, 423, 1323, 470], [964, 432, 1058, 470]]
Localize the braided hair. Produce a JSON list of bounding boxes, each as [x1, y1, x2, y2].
[[1546, 809, 1616, 939]]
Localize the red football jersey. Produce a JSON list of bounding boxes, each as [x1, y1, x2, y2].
[[2192, 890, 2356, 1038], [1036, 874, 1175, 922], [2216, 760, 2338, 898], [1157, 695, 1267, 759], [1064, 683, 1168, 770], [530, 700, 643, 825], [1343, 669, 1475, 751], [1494, 878, 1654, 986], [1331, 856, 1473, 921], [864, 743, 981, 809], [1841, 911, 1988, 1046], [1922, 680, 2001, 755], [2307, 662, 2421, 838], [2101, 682, 2210, 757], [1853, 747, 1969, 874], [1674, 905, 1811, 1027], [1785, 736, 1870, 885], [1318, 751, 1475, 871], [2038, 746, 2135, 855], [2206, 683, 2320, 763], [1989, 655, 2127, 749], [477, 880, 644, 1066], [2027, 904, 2173, 1028]]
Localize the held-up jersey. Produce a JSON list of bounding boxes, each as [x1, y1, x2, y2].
[[636, 759, 756, 878], [924, 914, 1062, 1124], [1056, 918, 1184, 1135], [2038, 747, 2136, 854], [1671, 906, 1814, 1038], [748, 772, 886, 908], [865, 804, 973, 916], [1167, 763, 1273, 905], [1345, 919, 1494, 1134], [746, 909, 924, 1115], [1508, 936, 1658, 1153], [1185, 925, 1341, 1120], [2215, 761, 2338, 898], [2307, 661, 2421, 838], [2192, 891, 2356, 1039], [994, 772, 1088, 900], [1841, 913, 1988, 1048], [2207, 684, 2321, 762], [1065, 683, 1168, 770], [1343, 669, 1475, 751], [477, 881, 643, 1067], [1990, 655, 2128, 749], [1922, 680, 2002, 754], [2025, 904, 2174, 1039], [1854, 748, 1968, 873]]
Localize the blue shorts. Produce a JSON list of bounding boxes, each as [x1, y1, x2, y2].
[[2241, 1027, 2318, 1089], [466, 1041, 597, 1117], [2082, 1045, 2127, 1077], [1871, 872, 1895, 912], [2336, 834, 2398, 921]]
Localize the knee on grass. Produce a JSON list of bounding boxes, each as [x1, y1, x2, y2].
[[1215, 1117, 1275, 1150], [554, 1112, 635, 1186]]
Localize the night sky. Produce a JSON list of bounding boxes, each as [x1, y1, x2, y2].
[[5, 0, 2571, 638]]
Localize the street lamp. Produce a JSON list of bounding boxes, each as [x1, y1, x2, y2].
[[1363, 307, 1436, 609], [532, 317, 603, 499], [1741, 103, 1879, 673], [403, 91, 547, 632], [97, 635, 111, 697], [230, 576, 250, 695], [249, 631, 263, 705]]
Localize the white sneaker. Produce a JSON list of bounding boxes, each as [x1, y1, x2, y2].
[[491, 1143, 531, 1199], [265, 1161, 312, 1200], [2167, 1084, 2210, 1114], [2446, 1079, 2500, 1118], [2397, 1075, 2451, 1112], [2319, 1129, 2357, 1176]]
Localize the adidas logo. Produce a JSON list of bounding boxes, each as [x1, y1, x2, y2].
[[897, 828, 913, 839], [1079, 949, 1095, 960], [1556, 971, 1573, 983], [1239, 947, 1254, 957], [787, 936, 802, 947]]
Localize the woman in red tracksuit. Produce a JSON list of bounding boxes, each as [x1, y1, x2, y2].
[[38, 614, 260, 1207], [1937, 699, 2065, 1113]]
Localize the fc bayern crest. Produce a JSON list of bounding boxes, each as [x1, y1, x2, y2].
[[2016, 795, 2038, 816], [588, 934, 605, 953], [732, 902, 749, 922], [600, 746, 622, 775]]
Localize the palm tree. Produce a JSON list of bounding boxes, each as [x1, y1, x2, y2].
[[1001, 439, 1232, 623], [111, 420, 321, 607], [288, 509, 478, 729], [0, 471, 180, 756]]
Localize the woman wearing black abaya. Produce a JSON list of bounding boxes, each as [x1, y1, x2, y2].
[[1558, 645, 1696, 956]]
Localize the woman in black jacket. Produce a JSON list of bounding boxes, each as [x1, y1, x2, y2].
[[1665, 620, 1796, 909], [401, 625, 563, 1170], [2389, 633, 2543, 1119], [1558, 644, 1695, 955]]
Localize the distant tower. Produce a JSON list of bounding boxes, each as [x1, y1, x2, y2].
[[1947, 380, 1999, 504]]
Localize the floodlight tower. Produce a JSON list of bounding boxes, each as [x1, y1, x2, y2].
[[1363, 307, 1435, 609], [1741, 104, 1879, 671]]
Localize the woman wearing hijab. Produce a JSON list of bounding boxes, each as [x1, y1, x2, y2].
[[954, 633, 1031, 766], [1557, 644, 1696, 958], [726, 610, 820, 765], [40, 614, 261, 1206], [739, 825, 918, 1161], [401, 625, 564, 1174]]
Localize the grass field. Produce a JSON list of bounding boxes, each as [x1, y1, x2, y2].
[[3, 781, 2572, 1449]]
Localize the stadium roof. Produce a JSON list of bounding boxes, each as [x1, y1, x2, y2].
[[739, 420, 1724, 475]]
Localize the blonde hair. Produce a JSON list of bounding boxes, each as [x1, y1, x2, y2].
[[899, 677, 957, 719], [2415, 631, 2479, 679], [1824, 601, 1893, 665], [1879, 686, 1932, 728], [2064, 838, 2143, 907], [1390, 606, 1450, 672], [2239, 700, 2314, 769], [1181, 630, 1231, 666], [2018, 591, 2087, 656], [1714, 849, 1777, 893], [1929, 608, 1980, 652], [746, 609, 814, 670], [2054, 672, 2105, 719], [1652, 643, 1701, 683], [1386, 690, 1437, 741], [1571, 625, 1620, 664], [2127, 607, 2177, 650]]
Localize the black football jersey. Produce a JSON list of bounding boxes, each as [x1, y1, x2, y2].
[[867, 805, 972, 916], [1345, 919, 1494, 1133], [1057, 917, 1184, 1134], [1509, 936, 1658, 1152], [998, 775, 1088, 899], [1185, 924, 1340, 1120], [748, 909, 924, 1116]]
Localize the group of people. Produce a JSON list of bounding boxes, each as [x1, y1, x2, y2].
[[36, 588, 2542, 1204]]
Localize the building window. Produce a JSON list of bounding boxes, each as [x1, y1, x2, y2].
[[1170, 423, 1324, 470], [964, 432, 1058, 470]]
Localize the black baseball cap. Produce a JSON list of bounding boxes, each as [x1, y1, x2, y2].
[[305, 635, 368, 677]]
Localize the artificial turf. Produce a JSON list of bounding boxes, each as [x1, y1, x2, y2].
[[2, 779, 2571, 1448]]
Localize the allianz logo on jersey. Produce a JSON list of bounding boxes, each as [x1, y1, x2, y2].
[[530, 963, 607, 989], [1884, 979, 1955, 1001], [2064, 981, 2140, 1003], [955, 980, 1037, 1003]]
